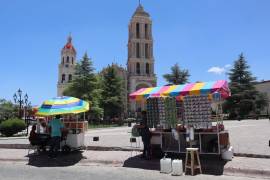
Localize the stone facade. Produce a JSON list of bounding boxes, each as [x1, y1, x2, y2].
[[57, 36, 77, 96], [255, 80, 270, 114], [127, 4, 157, 113]]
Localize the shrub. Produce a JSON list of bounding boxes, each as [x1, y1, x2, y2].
[[0, 118, 26, 137]]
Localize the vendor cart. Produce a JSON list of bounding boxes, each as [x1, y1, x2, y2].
[[129, 80, 232, 158], [61, 116, 88, 151], [36, 96, 89, 152]]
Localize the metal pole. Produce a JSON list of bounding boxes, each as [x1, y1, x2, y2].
[[19, 99, 22, 118], [25, 106, 29, 136]]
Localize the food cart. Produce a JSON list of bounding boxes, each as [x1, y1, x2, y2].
[[61, 116, 88, 151], [129, 80, 232, 158], [36, 96, 89, 152]]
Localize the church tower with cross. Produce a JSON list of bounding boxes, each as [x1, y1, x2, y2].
[[57, 35, 77, 96], [127, 2, 157, 113]]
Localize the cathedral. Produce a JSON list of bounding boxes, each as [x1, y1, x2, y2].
[[57, 3, 157, 116]]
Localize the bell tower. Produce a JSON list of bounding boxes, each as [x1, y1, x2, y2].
[[127, 3, 157, 113], [57, 35, 77, 96]]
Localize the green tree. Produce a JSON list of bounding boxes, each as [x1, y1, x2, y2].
[[163, 63, 190, 85], [223, 53, 268, 119], [0, 99, 16, 121], [101, 65, 124, 119], [63, 53, 103, 119]]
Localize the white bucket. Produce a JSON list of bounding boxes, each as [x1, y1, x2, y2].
[[160, 158, 172, 174], [221, 146, 234, 161], [172, 159, 183, 176]]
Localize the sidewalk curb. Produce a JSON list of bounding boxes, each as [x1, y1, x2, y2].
[[234, 153, 270, 159], [0, 158, 125, 166], [224, 167, 270, 178], [2, 144, 270, 159], [0, 144, 142, 152]]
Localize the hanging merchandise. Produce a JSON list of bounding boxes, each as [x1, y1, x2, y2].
[[183, 95, 212, 129], [146, 97, 178, 129], [176, 99, 184, 123]]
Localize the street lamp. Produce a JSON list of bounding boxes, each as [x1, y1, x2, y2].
[[13, 89, 31, 135], [13, 89, 26, 118]]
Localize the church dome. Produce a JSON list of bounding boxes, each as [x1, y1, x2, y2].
[[62, 35, 76, 54], [132, 4, 150, 17]]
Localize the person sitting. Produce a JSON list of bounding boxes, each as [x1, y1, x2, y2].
[[29, 124, 50, 152], [29, 124, 38, 146]]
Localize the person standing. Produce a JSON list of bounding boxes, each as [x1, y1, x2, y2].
[[48, 115, 64, 158], [135, 111, 151, 160]]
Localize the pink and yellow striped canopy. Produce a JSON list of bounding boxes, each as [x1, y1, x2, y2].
[[129, 80, 230, 101]]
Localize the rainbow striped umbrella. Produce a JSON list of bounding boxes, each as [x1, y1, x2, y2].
[[36, 96, 89, 116]]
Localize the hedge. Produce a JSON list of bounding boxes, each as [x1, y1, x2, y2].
[[0, 118, 26, 137]]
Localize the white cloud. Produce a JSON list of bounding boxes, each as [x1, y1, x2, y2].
[[207, 67, 225, 75], [224, 64, 231, 68]]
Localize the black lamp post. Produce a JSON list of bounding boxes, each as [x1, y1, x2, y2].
[[13, 89, 26, 118], [13, 89, 31, 135]]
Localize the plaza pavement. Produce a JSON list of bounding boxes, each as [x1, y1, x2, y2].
[[0, 119, 269, 156], [1, 160, 268, 180], [0, 120, 270, 178], [0, 148, 269, 178]]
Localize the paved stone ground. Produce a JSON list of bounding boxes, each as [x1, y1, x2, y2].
[[1, 161, 267, 180], [0, 148, 269, 179], [0, 120, 270, 156], [223, 119, 270, 156]]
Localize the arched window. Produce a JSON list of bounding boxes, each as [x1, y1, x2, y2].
[[62, 57, 64, 64], [72, 57, 74, 64], [67, 56, 69, 63], [136, 23, 140, 38], [146, 63, 150, 74], [61, 74, 66, 82], [145, 43, 149, 58], [68, 74, 72, 82], [136, 43, 140, 58], [145, 24, 148, 39], [136, 63, 140, 75]]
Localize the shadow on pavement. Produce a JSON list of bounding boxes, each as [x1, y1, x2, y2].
[[123, 154, 160, 171], [26, 151, 87, 167], [123, 153, 227, 175]]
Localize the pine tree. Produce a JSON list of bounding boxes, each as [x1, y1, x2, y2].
[[101, 65, 124, 119], [223, 53, 267, 119], [63, 53, 103, 119], [163, 63, 190, 85]]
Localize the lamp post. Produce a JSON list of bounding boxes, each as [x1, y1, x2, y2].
[[13, 89, 26, 118], [13, 89, 31, 135]]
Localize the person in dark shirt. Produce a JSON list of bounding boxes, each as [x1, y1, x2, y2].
[[29, 125, 38, 145], [29, 124, 50, 152], [136, 111, 151, 159]]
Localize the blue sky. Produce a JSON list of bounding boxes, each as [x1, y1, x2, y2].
[[1, 0, 270, 105]]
